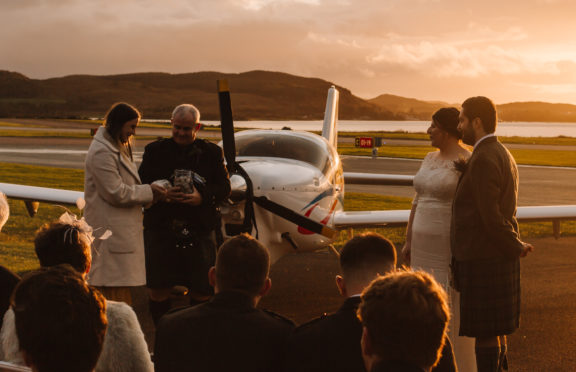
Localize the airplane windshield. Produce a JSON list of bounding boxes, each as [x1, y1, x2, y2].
[[236, 133, 331, 173]]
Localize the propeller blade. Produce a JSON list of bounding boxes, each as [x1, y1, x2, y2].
[[254, 196, 338, 239], [217, 79, 237, 173]]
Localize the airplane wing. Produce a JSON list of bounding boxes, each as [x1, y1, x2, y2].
[[333, 205, 576, 229], [334, 209, 411, 228], [343, 172, 414, 186], [516, 205, 576, 221], [0, 183, 85, 209]]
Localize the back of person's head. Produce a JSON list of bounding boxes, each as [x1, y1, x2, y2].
[[104, 102, 140, 139], [340, 233, 397, 287], [461, 96, 497, 134], [0, 192, 8, 232], [215, 234, 269, 296], [432, 107, 461, 139], [172, 104, 200, 123], [358, 270, 449, 371], [34, 220, 92, 274], [13, 265, 107, 372]]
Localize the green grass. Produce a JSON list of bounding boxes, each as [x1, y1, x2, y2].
[[0, 163, 84, 273], [338, 131, 576, 146], [338, 144, 576, 167]]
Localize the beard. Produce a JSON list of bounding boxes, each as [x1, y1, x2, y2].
[[461, 126, 476, 146]]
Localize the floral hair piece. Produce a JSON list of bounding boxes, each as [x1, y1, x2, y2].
[[58, 211, 112, 245]]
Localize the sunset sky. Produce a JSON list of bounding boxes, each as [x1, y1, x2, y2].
[[2, 0, 576, 104]]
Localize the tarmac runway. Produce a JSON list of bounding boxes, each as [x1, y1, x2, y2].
[[2, 128, 576, 370], [130, 235, 576, 372]]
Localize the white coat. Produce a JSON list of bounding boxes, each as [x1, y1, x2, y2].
[[1, 301, 154, 372], [84, 128, 153, 286]]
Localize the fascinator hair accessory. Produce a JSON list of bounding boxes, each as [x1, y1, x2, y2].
[[58, 211, 112, 245]]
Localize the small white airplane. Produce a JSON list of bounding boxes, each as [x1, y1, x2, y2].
[[2, 82, 576, 263]]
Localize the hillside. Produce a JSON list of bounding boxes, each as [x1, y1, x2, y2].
[[368, 94, 576, 123], [368, 94, 453, 120], [2, 70, 576, 122], [498, 101, 576, 123], [0, 70, 399, 120]]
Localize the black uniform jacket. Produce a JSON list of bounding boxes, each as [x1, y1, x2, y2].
[[139, 137, 230, 231], [154, 291, 295, 372], [284, 296, 456, 372]]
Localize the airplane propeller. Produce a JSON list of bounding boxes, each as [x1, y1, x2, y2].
[[217, 80, 338, 239]]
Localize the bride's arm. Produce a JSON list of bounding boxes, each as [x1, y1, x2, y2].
[[401, 195, 418, 266]]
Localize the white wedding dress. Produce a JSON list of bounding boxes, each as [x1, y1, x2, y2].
[[410, 151, 476, 372]]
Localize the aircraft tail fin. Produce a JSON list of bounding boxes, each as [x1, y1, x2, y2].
[[321, 86, 339, 148]]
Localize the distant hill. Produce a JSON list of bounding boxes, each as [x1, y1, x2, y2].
[[368, 94, 576, 123], [0, 70, 399, 120], [498, 102, 576, 123], [368, 94, 454, 120], [2, 70, 576, 122]]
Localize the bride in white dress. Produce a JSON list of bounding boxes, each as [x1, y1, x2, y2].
[[402, 107, 476, 372]]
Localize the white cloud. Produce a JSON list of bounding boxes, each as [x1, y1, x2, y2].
[[2, 0, 576, 103], [235, 0, 320, 11]]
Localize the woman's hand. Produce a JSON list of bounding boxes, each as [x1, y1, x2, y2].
[[150, 184, 167, 203], [401, 241, 411, 266]]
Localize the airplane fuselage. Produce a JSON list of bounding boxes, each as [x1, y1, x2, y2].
[[220, 129, 344, 262]]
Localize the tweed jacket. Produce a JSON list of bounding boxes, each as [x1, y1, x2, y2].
[[84, 128, 153, 286], [451, 136, 524, 262]]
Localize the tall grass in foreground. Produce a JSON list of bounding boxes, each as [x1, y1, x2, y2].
[[1, 163, 574, 274]]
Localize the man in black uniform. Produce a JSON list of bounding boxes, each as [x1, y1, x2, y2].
[[139, 103, 230, 325], [284, 233, 456, 372], [154, 233, 294, 372]]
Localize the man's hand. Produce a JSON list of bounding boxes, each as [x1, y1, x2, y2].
[[165, 186, 203, 206], [520, 242, 534, 258]]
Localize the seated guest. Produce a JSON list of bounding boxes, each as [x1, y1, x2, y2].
[[358, 270, 450, 372], [284, 233, 455, 372], [12, 265, 107, 372], [0, 217, 154, 372], [154, 233, 294, 372], [0, 193, 20, 331]]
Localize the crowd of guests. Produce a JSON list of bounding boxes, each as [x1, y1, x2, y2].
[[0, 95, 532, 372], [1, 194, 451, 372]]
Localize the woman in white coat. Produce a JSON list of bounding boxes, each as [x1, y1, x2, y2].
[[84, 102, 164, 304]]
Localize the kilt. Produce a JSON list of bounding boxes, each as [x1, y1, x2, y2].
[[454, 258, 520, 337], [144, 225, 216, 295]]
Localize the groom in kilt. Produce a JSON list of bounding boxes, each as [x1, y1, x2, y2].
[[451, 96, 534, 372]]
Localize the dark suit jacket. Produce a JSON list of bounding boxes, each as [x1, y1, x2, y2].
[[370, 360, 426, 372], [283, 297, 456, 372], [139, 137, 230, 231], [154, 291, 294, 372], [0, 265, 19, 330], [451, 136, 524, 261]]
